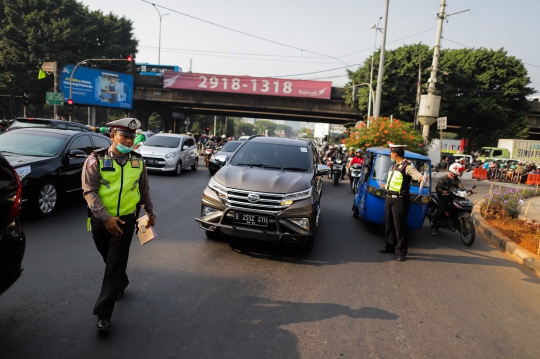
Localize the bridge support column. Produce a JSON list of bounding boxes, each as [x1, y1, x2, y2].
[[131, 109, 153, 132]]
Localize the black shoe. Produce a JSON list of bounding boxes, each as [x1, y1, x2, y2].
[[396, 256, 406, 262], [116, 280, 129, 300], [378, 248, 394, 254], [96, 317, 112, 331]]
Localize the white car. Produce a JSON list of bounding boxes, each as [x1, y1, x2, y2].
[[139, 134, 198, 175]]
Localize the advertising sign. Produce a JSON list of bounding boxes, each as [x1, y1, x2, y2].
[[60, 64, 133, 109], [163, 72, 332, 99], [136, 63, 181, 76]]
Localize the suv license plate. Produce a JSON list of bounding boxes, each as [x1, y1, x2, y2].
[[234, 213, 268, 227], [146, 159, 156, 165]]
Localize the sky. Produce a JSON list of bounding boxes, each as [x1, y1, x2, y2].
[[79, 0, 540, 94]]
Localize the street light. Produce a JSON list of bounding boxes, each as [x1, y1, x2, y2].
[[368, 18, 383, 120], [152, 4, 168, 65], [373, 0, 390, 119], [351, 83, 375, 126]]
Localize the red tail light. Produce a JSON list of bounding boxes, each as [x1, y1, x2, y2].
[[7, 165, 23, 222]]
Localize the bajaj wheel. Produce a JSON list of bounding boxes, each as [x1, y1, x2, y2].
[[459, 214, 476, 246], [427, 206, 436, 227], [352, 204, 359, 218]]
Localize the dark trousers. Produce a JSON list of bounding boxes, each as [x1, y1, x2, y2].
[[384, 196, 410, 255], [434, 196, 452, 229], [91, 214, 136, 319]]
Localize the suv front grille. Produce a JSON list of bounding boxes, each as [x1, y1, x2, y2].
[[223, 188, 287, 213]]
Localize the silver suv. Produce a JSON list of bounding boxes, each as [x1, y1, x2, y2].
[[140, 134, 198, 175]]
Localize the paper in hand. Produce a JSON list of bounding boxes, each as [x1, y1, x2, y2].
[[419, 171, 428, 194], [137, 215, 157, 245]]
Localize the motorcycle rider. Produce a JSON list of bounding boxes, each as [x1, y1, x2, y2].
[[431, 163, 475, 236], [331, 146, 347, 180], [205, 135, 216, 149], [217, 135, 227, 148], [348, 148, 364, 183]]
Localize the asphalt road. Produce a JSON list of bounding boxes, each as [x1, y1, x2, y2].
[[1, 163, 540, 359]]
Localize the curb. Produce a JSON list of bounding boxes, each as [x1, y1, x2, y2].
[[471, 200, 540, 276]]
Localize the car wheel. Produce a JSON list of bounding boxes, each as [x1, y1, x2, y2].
[[174, 161, 182, 176], [191, 158, 198, 171], [34, 180, 59, 217], [209, 168, 216, 175]]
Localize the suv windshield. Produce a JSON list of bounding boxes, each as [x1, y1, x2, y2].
[[230, 142, 310, 171], [0, 132, 67, 157], [144, 136, 181, 148], [10, 119, 50, 129], [372, 154, 430, 187], [221, 141, 241, 152]]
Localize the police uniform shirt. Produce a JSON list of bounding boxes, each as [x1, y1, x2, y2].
[[82, 145, 155, 223], [393, 159, 424, 182]]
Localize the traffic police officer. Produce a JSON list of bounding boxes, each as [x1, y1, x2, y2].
[[82, 118, 156, 331], [378, 144, 424, 261]]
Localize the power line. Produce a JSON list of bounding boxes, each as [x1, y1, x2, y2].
[[141, 0, 354, 68], [271, 64, 361, 78], [138, 46, 329, 59]]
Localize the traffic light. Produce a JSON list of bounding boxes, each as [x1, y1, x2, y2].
[[126, 54, 133, 62], [67, 98, 74, 105], [67, 98, 74, 119], [206, 126, 210, 135], [23, 93, 29, 107]]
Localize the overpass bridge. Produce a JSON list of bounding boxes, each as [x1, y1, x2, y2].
[[130, 75, 359, 132]]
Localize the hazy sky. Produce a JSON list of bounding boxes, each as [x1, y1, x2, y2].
[[79, 0, 540, 94]]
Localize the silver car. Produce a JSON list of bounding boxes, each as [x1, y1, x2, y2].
[[140, 134, 198, 175]]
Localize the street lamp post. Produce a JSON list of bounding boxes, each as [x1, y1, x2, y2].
[[373, 0, 390, 119], [152, 4, 168, 65], [368, 18, 382, 121]]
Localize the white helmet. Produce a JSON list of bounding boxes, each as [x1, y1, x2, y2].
[[222, 135, 226, 139], [449, 163, 465, 175]]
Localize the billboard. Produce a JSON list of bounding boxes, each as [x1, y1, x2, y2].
[[60, 64, 133, 109], [136, 63, 181, 76], [163, 72, 332, 99]]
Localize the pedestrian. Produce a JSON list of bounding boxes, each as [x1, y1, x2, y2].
[[378, 144, 424, 262], [82, 118, 156, 332]]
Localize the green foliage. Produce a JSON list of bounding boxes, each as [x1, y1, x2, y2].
[[276, 124, 294, 137], [344, 117, 425, 154], [345, 44, 534, 149], [254, 120, 277, 136], [0, 0, 138, 118], [298, 127, 314, 139], [237, 121, 255, 136]]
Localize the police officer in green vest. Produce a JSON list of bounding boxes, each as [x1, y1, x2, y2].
[[82, 118, 156, 331], [378, 144, 424, 262]]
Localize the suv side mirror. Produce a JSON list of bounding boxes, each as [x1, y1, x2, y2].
[[182, 145, 189, 151], [69, 149, 86, 157], [214, 155, 227, 164], [316, 164, 331, 175]]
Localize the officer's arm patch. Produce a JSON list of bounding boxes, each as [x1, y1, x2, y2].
[[87, 157, 97, 168]]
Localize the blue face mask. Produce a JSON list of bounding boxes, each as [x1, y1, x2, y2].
[[116, 143, 133, 154]]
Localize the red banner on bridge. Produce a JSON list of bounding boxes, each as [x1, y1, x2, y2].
[[163, 72, 332, 99]]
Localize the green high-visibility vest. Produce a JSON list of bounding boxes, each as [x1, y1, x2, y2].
[[98, 157, 143, 217], [386, 160, 411, 195]]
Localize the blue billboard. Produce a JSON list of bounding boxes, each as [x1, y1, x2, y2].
[[60, 64, 133, 109]]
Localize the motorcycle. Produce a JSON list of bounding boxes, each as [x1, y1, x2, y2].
[[349, 164, 362, 193], [204, 147, 214, 167], [332, 159, 344, 186], [426, 185, 477, 246], [325, 156, 333, 179]]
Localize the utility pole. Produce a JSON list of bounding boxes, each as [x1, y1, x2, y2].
[[413, 55, 422, 131], [368, 17, 382, 121], [373, 0, 390, 119], [214, 116, 216, 137]]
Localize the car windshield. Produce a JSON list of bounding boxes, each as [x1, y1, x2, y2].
[[221, 141, 241, 152], [372, 154, 430, 187], [0, 132, 67, 157], [10, 120, 50, 129], [144, 136, 180, 148], [480, 148, 492, 156], [230, 142, 310, 171]]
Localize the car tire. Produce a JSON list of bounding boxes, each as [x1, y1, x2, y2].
[[33, 179, 59, 218], [209, 168, 216, 175], [174, 161, 182, 176], [191, 158, 198, 171]]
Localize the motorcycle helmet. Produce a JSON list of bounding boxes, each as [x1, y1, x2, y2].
[[222, 135, 226, 139], [355, 148, 362, 155], [336, 146, 342, 153], [100, 127, 108, 133], [328, 144, 334, 150], [449, 163, 465, 175], [348, 146, 354, 152], [209, 135, 215, 140]]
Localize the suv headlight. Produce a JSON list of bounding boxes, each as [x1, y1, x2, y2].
[[281, 188, 312, 206], [15, 165, 31, 180], [209, 177, 227, 198], [165, 152, 176, 159]]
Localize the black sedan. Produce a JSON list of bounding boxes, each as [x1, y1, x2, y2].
[[0, 153, 26, 296], [208, 141, 242, 175], [0, 128, 112, 217]]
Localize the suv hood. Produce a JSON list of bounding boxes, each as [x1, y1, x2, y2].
[[214, 165, 312, 194], [2, 153, 50, 167], [140, 146, 178, 156]]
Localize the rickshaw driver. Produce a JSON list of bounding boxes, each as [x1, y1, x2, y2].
[[378, 144, 425, 262]]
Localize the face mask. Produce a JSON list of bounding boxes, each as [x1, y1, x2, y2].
[[116, 143, 133, 154]]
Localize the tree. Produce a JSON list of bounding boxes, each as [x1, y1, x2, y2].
[[298, 127, 314, 139], [276, 124, 294, 138], [344, 117, 425, 155], [0, 0, 138, 118], [254, 120, 277, 136], [237, 121, 255, 137], [345, 44, 534, 149]]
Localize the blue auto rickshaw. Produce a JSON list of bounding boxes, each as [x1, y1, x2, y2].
[[352, 147, 432, 229]]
